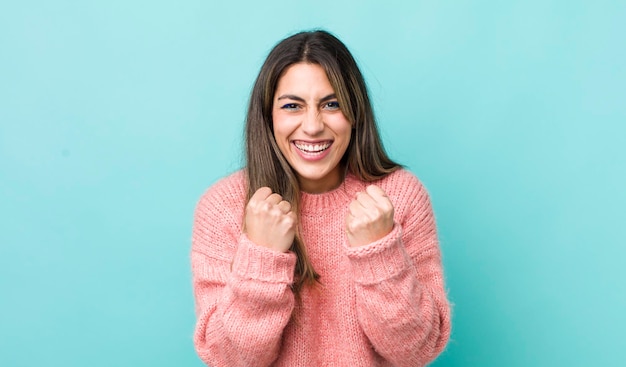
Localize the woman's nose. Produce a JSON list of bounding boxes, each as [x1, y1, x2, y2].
[[301, 109, 324, 136]]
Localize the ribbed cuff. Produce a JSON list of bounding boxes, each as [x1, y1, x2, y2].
[[232, 234, 297, 284], [345, 225, 411, 284]]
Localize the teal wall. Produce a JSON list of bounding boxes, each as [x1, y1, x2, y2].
[[1, 1, 624, 366]]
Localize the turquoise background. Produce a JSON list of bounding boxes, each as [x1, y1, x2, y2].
[[1, 1, 625, 366]]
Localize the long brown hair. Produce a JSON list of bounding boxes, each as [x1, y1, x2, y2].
[[245, 30, 400, 294]]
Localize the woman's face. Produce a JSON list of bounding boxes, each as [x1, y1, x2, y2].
[[272, 62, 352, 193]]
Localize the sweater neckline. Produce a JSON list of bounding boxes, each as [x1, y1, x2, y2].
[[299, 173, 366, 214]]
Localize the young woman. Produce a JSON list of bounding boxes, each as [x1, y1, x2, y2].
[[191, 30, 451, 366]]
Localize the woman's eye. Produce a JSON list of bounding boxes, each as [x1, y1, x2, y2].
[[281, 103, 300, 110], [324, 101, 340, 110]]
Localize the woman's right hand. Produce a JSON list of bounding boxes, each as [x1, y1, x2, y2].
[[244, 187, 296, 252]]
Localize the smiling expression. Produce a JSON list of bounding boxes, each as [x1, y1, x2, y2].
[[272, 63, 352, 193]]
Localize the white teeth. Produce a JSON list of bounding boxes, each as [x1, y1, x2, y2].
[[294, 142, 331, 153]]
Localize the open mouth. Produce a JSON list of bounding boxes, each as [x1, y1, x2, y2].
[[294, 141, 332, 154]]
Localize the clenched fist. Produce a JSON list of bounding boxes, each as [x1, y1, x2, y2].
[[244, 187, 296, 252], [346, 185, 394, 247]]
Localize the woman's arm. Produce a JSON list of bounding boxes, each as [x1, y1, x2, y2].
[[191, 180, 296, 367], [345, 174, 451, 366]]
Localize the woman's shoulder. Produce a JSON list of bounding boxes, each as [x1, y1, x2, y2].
[[376, 168, 432, 210], [377, 168, 426, 194], [196, 170, 247, 213], [192, 171, 247, 257]]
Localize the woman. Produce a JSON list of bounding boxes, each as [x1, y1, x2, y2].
[[191, 30, 450, 366]]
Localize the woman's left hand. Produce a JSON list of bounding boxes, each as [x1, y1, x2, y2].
[[346, 185, 395, 247]]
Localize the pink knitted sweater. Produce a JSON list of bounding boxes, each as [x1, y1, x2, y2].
[[191, 169, 450, 366]]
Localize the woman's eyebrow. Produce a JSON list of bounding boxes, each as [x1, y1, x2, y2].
[[276, 94, 305, 102], [319, 94, 337, 103], [276, 93, 337, 103]]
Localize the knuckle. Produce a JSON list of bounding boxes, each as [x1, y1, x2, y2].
[[246, 202, 259, 214], [256, 187, 271, 197], [346, 221, 356, 232], [382, 200, 393, 211], [366, 185, 380, 195], [270, 207, 282, 217], [349, 217, 364, 230]]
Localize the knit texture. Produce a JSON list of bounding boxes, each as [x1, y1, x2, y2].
[[191, 169, 451, 366]]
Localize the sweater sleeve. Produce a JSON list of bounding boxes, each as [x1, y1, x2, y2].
[[344, 173, 451, 366], [191, 178, 296, 367]]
